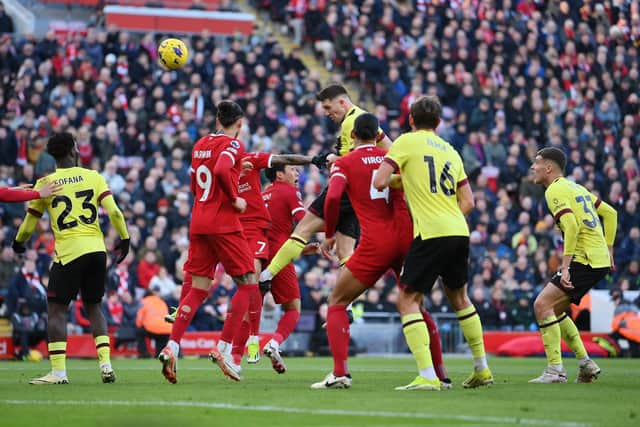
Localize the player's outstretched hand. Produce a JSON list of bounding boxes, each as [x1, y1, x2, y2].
[[232, 197, 247, 213], [38, 181, 63, 198], [12, 240, 26, 255], [115, 238, 130, 264], [302, 242, 320, 255], [311, 153, 330, 169], [320, 237, 337, 261]]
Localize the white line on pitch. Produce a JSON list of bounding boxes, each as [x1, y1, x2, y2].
[[0, 399, 590, 427]]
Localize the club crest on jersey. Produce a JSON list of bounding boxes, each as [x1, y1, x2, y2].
[[230, 140, 241, 149]]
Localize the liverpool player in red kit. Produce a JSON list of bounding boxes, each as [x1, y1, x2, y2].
[[159, 101, 258, 383], [259, 164, 319, 373], [231, 151, 323, 366], [0, 182, 60, 202], [310, 113, 413, 389]]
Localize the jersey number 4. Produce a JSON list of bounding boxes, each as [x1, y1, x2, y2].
[[52, 189, 98, 230], [424, 155, 455, 196]]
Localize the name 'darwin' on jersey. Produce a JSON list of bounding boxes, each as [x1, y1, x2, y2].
[[193, 150, 212, 159]]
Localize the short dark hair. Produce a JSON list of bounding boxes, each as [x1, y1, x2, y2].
[[353, 113, 379, 141], [216, 100, 243, 127], [410, 96, 442, 129], [265, 164, 285, 182], [46, 132, 75, 160], [537, 147, 566, 172], [316, 84, 349, 101]]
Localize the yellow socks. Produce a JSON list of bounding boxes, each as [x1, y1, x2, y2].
[[48, 341, 67, 376], [539, 315, 562, 366], [457, 305, 488, 370], [401, 313, 436, 380], [95, 335, 111, 368], [558, 313, 588, 360], [266, 234, 306, 277]]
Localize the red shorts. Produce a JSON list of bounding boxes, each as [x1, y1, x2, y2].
[[185, 232, 254, 278], [345, 230, 412, 287], [271, 263, 299, 304], [243, 227, 270, 261]]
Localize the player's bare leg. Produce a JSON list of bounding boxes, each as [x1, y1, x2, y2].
[[394, 288, 441, 391], [529, 284, 573, 383], [160, 274, 213, 384], [334, 232, 356, 266], [86, 302, 115, 383], [444, 285, 493, 388], [259, 213, 324, 286], [209, 272, 258, 382], [311, 268, 367, 389], [264, 298, 300, 374], [30, 302, 69, 385], [233, 259, 263, 364]]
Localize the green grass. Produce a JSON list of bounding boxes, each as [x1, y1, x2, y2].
[[0, 356, 638, 427]]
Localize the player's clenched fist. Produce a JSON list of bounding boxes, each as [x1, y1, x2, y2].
[[232, 197, 247, 213]]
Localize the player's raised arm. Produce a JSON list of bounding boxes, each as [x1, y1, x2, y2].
[[0, 181, 61, 202], [594, 196, 618, 267], [376, 132, 392, 150], [12, 180, 49, 253]]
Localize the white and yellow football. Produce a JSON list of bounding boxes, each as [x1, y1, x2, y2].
[[158, 38, 189, 70]]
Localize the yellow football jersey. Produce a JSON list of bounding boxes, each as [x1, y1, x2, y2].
[[545, 177, 610, 268], [385, 129, 469, 239], [26, 167, 112, 264], [338, 105, 384, 156]]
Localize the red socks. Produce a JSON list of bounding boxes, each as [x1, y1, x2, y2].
[[327, 304, 350, 377], [422, 309, 449, 381], [220, 284, 258, 344], [169, 287, 209, 342], [273, 309, 300, 344], [248, 286, 263, 335], [179, 272, 193, 302], [232, 320, 251, 364]]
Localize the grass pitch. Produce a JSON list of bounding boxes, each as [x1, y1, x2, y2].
[[0, 356, 638, 427]]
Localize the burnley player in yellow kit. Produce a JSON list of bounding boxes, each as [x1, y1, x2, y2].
[[259, 85, 391, 288], [529, 147, 617, 383], [375, 96, 493, 390], [13, 133, 130, 385]]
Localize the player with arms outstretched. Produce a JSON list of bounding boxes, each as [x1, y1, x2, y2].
[[0, 182, 60, 202], [259, 85, 391, 288], [14, 132, 130, 385], [528, 147, 617, 383], [158, 101, 258, 383], [310, 114, 413, 389], [375, 96, 493, 390]]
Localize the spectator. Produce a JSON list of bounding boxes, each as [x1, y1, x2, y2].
[[135, 285, 171, 358], [0, 2, 14, 34]]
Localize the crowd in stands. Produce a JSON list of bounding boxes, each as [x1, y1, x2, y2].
[[0, 0, 639, 357]]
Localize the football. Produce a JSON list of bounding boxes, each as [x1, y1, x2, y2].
[[157, 38, 189, 70]]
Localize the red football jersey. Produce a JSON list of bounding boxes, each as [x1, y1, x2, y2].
[[262, 181, 305, 250], [239, 152, 272, 230], [189, 134, 245, 234], [327, 145, 410, 239]]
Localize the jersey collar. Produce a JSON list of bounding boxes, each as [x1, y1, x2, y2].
[[354, 143, 376, 150]]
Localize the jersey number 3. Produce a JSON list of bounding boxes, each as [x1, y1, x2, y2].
[[52, 189, 98, 230], [575, 195, 598, 228]]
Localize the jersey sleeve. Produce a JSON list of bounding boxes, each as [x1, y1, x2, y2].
[[454, 150, 469, 188], [95, 172, 112, 203], [244, 152, 273, 170], [384, 137, 405, 172], [287, 188, 306, 223], [545, 185, 573, 223], [26, 179, 46, 217]]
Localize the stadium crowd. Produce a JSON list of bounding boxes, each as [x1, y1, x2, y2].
[[0, 0, 639, 357]]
